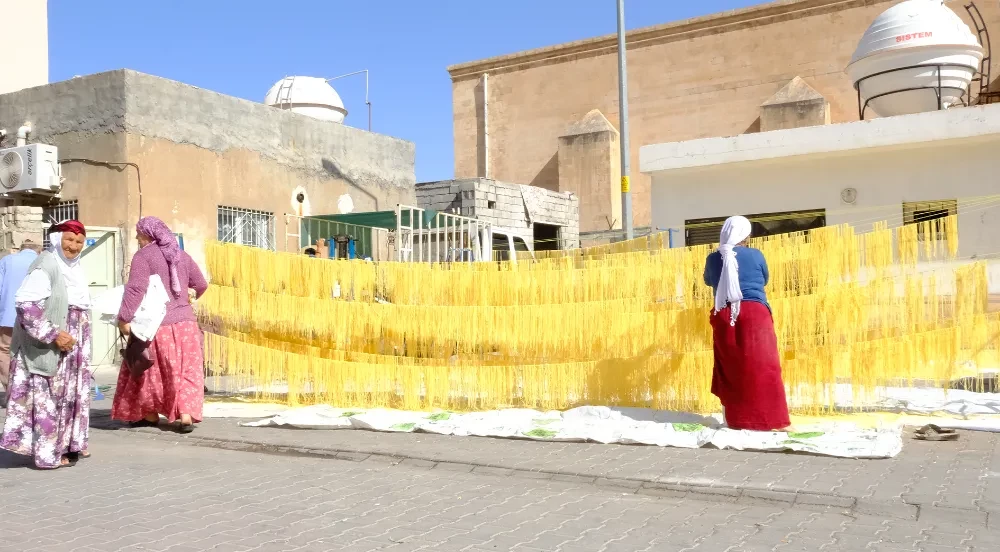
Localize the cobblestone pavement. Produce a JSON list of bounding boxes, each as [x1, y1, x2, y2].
[[90, 406, 1000, 528], [2, 429, 999, 552]]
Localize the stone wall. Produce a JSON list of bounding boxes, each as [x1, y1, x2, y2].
[[0, 206, 45, 254], [448, 0, 1000, 228]]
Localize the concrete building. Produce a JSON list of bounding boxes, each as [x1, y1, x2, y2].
[[0, 0, 48, 95], [416, 178, 580, 253], [0, 69, 416, 269], [447, 0, 1000, 233], [640, 103, 1000, 258]]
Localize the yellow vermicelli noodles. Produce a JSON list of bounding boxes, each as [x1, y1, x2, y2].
[[200, 214, 999, 412]]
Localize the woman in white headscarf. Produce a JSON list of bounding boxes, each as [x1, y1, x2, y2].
[[703, 216, 790, 431], [0, 221, 93, 469]]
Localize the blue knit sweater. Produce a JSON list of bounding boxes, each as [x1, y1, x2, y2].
[[703, 246, 770, 311]]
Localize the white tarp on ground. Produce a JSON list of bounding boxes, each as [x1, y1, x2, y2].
[[202, 386, 1000, 459], [850, 386, 1000, 417], [238, 405, 903, 459]]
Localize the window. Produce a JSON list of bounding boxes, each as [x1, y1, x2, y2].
[[43, 200, 80, 240], [684, 209, 826, 246], [902, 200, 957, 241], [43, 200, 79, 225], [217, 206, 274, 250]]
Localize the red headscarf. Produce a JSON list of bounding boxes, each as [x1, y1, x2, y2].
[[49, 220, 86, 236]]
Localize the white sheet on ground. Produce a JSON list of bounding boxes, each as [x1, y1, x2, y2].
[[856, 386, 1000, 417], [240, 405, 904, 459]]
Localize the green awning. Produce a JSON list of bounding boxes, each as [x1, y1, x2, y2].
[[310, 209, 441, 230]]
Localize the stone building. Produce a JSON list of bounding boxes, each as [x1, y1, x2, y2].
[[416, 178, 580, 254], [0, 69, 417, 270], [447, 0, 1000, 233]]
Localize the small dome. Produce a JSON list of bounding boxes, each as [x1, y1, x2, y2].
[[849, 0, 980, 66], [264, 76, 348, 123]]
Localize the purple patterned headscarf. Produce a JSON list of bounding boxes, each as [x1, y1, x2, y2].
[[136, 216, 182, 298]]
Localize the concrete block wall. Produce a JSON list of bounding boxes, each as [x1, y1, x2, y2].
[[416, 177, 580, 249]]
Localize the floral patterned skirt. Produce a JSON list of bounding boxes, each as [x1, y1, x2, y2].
[[0, 308, 92, 469], [111, 320, 204, 423]]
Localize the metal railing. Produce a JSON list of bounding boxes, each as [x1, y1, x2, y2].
[[283, 214, 391, 261], [395, 204, 493, 263]]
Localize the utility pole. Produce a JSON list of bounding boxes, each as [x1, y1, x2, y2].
[[616, 0, 634, 240]]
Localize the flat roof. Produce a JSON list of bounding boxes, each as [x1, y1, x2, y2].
[[639, 104, 1000, 174], [447, 0, 894, 80]]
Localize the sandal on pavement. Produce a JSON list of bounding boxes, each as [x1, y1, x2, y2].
[[914, 424, 959, 441], [129, 419, 159, 429]]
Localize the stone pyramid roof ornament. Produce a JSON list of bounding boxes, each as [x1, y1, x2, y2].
[[561, 109, 619, 137]]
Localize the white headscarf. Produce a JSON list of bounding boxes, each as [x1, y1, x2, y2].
[[15, 231, 92, 308], [714, 216, 752, 326]]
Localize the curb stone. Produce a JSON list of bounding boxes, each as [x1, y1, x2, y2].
[[92, 420, 995, 529]]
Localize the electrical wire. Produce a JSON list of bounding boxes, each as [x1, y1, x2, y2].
[[59, 159, 142, 217]]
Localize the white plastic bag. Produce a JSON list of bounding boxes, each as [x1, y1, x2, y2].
[[91, 275, 169, 341]]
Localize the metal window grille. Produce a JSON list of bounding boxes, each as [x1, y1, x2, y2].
[[43, 200, 80, 240], [902, 200, 957, 241], [217, 206, 275, 250], [684, 209, 827, 247]]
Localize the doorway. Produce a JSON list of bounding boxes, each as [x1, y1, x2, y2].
[[81, 227, 121, 369], [533, 223, 560, 252]]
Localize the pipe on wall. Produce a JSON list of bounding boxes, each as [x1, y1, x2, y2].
[[16, 124, 31, 147], [481, 73, 489, 179]]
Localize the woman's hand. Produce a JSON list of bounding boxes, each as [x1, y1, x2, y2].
[[118, 320, 131, 336], [54, 331, 76, 352]]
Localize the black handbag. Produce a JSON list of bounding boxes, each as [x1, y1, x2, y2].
[[120, 333, 153, 378]]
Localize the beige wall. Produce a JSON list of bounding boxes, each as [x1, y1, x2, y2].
[[0, 0, 47, 95], [123, 136, 414, 268], [63, 131, 416, 270], [450, 0, 1000, 228], [57, 133, 132, 233]]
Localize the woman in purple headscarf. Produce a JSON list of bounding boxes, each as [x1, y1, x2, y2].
[[111, 216, 208, 432]]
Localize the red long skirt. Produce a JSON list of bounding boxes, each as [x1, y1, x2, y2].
[[710, 301, 790, 431], [111, 320, 205, 423]]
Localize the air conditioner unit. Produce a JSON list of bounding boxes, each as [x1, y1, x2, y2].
[[0, 143, 61, 196]]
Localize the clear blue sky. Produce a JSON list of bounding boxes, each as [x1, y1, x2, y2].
[[50, 0, 761, 183]]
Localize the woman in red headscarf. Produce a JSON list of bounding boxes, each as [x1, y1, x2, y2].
[[1, 221, 93, 469], [111, 216, 208, 432]]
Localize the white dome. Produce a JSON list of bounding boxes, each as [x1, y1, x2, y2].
[[846, 0, 983, 118], [264, 76, 348, 123]]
